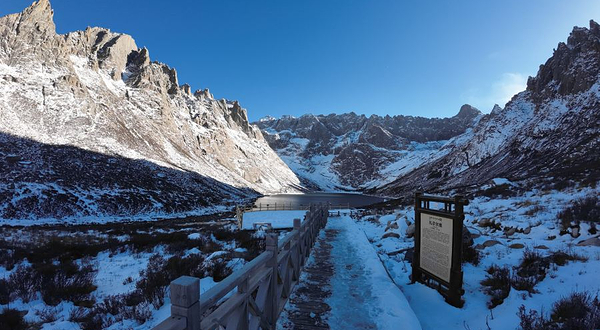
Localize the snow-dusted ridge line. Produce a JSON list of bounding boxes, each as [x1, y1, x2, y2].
[[0, 0, 302, 222]]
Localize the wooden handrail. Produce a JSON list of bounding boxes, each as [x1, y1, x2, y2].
[[199, 250, 273, 315], [153, 203, 329, 330]]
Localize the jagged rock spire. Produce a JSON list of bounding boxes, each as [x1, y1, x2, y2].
[[527, 20, 600, 101], [16, 0, 56, 35]]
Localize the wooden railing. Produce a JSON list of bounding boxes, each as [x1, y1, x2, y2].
[[153, 204, 329, 330]]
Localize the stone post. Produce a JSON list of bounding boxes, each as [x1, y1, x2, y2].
[[266, 234, 279, 329], [170, 276, 200, 330]]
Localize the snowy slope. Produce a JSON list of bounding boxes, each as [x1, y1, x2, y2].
[[0, 0, 302, 222], [353, 184, 600, 329]]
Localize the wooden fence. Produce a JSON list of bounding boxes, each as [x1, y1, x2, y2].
[[153, 204, 329, 330]]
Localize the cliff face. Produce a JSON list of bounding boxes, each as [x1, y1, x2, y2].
[[254, 107, 482, 190], [0, 0, 301, 221], [377, 21, 600, 197]]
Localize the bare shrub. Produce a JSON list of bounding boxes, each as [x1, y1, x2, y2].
[[558, 195, 600, 230], [7, 265, 37, 302], [481, 264, 511, 308], [36, 306, 58, 323], [549, 249, 587, 266], [122, 303, 152, 324], [131, 252, 206, 308], [35, 260, 97, 306], [517, 292, 600, 330]]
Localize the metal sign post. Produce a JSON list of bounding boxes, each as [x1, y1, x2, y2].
[[411, 192, 468, 308]]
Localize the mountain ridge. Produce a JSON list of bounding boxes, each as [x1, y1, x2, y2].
[[253, 105, 482, 190], [0, 0, 301, 221], [376, 20, 600, 197]]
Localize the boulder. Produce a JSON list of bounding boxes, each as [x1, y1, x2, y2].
[[478, 218, 491, 227], [509, 243, 525, 249], [523, 227, 531, 235], [482, 240, 501, 248], [382, 232, 400, 239], [505, 227, 517, 236], [576, 236, 600, 247], [571, 226, 581, 238]]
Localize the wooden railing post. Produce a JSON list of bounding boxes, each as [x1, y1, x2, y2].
[[293, 218, 301, 278], [266, 233, 279, 330], [170, 276, 200, 330]]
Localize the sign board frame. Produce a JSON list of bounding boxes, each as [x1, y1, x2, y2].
[[411, 192, 468, 308]]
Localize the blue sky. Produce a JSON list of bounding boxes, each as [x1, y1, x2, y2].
[[2, 1, 599, 120]]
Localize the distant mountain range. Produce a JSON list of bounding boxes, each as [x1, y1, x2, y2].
[[254, 105, 482, 190], [255, 21, 600, 197]]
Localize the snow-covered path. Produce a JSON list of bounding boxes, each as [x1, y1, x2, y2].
[[279, 215, 422, 330]]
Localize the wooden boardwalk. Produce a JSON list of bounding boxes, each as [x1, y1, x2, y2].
[[278, 229, 339, 329]]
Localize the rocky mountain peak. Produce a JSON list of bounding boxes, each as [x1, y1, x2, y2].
[[491, 104, 503, 114], [456, 104, 481, 118], [526, 20, 600, 102], [16, 0, 55, 35], [194, 88, 214, 100]]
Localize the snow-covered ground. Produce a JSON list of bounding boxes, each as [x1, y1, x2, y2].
[[350, 185, 600, 329], [278, 212, 422, 330], [326, 215, 422, 330]]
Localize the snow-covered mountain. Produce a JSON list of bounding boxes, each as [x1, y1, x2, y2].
[[254, 106, 482, 190], [0, 0, 301, 221], [377, 20, 600, 197]]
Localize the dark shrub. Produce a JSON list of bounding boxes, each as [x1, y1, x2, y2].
[[96, 294, 126, 316], [481, 265, 511, 308], [462, 244, 481, 266], [7, 265, 37, 302], [209, 258, 233, 282], [515, 249, 548, 282], [517, 305, 552, 330], [122, 303, 152, 324], [35, 260, 97, 306], [0, 279, 9, 305], [134, 254, 169, 308], [68, 307, 104, 330], [511, 249, 549, 295], [37, 307, 58, 323], [551, 292, 600, 328], [557, 195, 600, 230], [0, 309, 28, 330], [517, 292, 600, 330], [6, 260, 97, 306], [511, 274, 539, 294], [549, 250, 587, 266], [131, 252, 206, 308]]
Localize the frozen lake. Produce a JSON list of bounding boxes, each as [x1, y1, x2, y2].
[[253, 192, 385, 209]]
